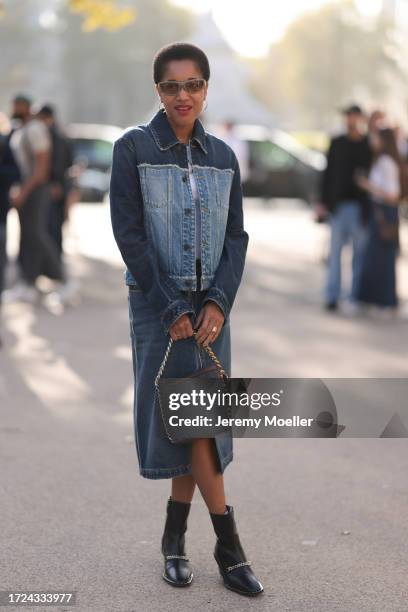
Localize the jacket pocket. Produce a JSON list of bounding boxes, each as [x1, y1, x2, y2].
[[214, 169, 233, 209], [138, 164, 171, 208]]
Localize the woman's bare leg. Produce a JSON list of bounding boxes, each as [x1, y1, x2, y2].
[[191, 438, 226, 514], [171, 474, 196, 503]]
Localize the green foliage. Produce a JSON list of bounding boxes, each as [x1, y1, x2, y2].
[[59, 0, 192, 125], [0, 0, 192, 126], [251, 0, 405, 129], [69, 1, 136, 32], [1, 0, 137, 31]]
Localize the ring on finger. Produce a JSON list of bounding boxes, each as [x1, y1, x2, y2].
[[203, 330, 213, 345]]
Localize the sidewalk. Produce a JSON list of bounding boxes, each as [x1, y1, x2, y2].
[[1, 201, 407, 611]]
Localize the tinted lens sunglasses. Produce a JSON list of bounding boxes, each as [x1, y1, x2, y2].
[[158, 78, 206, 96]]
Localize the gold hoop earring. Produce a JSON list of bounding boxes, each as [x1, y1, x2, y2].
[[158, 100, 164, 111]]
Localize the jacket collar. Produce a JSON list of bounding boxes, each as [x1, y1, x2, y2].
[[148, 108, 208, 154]]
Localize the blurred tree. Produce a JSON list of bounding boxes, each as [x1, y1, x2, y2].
[[0, 1, 52, 109], [0, 0, 137, 31], [250, 0, 406, 130], [68, 0, 136, 32], [59, 0, 192, 125], [0, 0, 192, 127]]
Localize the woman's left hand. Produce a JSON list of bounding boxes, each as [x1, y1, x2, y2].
[[355, 175, 371, 191], [194, 301, 225, 347]]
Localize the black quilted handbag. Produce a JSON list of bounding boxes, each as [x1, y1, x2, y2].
[[155, 331, 232, 444]]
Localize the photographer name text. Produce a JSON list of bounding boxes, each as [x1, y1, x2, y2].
[[168, 415, 314, 428]]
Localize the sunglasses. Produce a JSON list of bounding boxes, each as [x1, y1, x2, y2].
[[158, 78, 206, 96]]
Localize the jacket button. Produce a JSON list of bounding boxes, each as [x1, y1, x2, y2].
[[185, 209, 192, 214], [183, 244, 190, 251], [182, 175, 188, 182]]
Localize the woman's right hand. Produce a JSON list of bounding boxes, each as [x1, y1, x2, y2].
[[169, 314, 194, 341]]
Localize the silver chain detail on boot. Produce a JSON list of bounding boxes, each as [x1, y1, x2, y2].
[[226, 560, 251, 572], [165, 554, 189, 560]]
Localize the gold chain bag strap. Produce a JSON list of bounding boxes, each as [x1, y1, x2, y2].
[[154, 331, 231, 444]]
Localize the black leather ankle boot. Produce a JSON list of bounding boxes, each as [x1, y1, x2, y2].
[[161, 496, 193, 587], [209, 504, 263, 596]]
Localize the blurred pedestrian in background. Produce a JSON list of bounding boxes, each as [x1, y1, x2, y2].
[[0, 112, 20, 346], [319, 104, 372, 313], [36, 104, 80, 306], [37, 104, 76, 259], [355, 128, 404, 315], [4, 94, 65, 303]]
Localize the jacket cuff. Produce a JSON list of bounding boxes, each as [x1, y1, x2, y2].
[[161, 300, 195, 335], [202, 287, 230, 322]]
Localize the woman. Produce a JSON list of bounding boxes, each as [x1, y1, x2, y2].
[[109, 42, 263, 596], [355, 128, 403, 313]]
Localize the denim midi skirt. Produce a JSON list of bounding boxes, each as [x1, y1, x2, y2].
[[128, 286, 233, 480]]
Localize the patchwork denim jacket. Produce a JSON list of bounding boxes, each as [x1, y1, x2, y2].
[[109, 108, 249, 335]]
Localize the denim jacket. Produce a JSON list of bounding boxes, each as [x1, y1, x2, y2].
[[109, 108, 249, 335]]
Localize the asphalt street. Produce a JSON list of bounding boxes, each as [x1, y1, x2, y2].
[[1, 199, 407, 612]]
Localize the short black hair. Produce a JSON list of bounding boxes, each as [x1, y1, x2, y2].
[[38, 104, 55, 118], [153, 42, 210, 84], [341, 103, 364, 116], [13, 93, 32, 106]]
